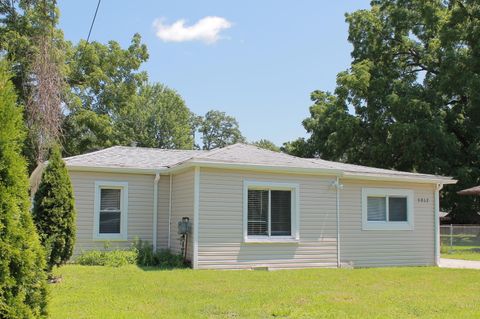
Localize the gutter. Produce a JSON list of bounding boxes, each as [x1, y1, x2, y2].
[[434, 183, 443, 266], [152, 173, 160, 251]]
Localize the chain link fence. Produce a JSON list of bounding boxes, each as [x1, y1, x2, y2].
[[440, 225, 480, 255]]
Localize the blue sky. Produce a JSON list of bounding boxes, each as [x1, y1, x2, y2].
[[58, 1, 370, 146]]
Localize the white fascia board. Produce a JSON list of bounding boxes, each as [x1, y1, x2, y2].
[[167, 160, 343, 176], [342, 173, 457, 185]]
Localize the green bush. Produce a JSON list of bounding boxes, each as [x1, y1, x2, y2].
[[33, 145, 76, 272], [133, 239, 187, 268], [75, 240, 187, 269], [134, 238, 156, 266], [0, 61, 48, 318], [76, 250, 138, 267], [152, 249, 186, 269]]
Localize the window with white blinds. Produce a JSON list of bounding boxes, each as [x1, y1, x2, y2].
[[247, 190, 269, 236], [367, 196, 408, 222], [94, 181, 128, 240], [99, 188, 122, 234], [246, 182, 297, 239], [362, 188, 413, 231], [367, 197, 387, 221]]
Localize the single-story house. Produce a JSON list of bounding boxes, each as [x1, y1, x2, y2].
[[64, 143, 456, 270]]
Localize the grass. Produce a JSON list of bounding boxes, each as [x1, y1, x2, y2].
[[50, 265, 480, 319], [441, 245, 480, 261]]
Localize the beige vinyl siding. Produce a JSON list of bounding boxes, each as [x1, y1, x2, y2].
[[70, 171, 155, 254], [169, 169, 195, 262], [198, 168, 338, 270], [339, 179, 435, 267], [157, 175, 171, 250]]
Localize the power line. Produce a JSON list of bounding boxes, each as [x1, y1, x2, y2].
[[86, 0, 101, 43]]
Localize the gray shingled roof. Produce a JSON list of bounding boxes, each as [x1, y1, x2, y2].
[[64, 146, 205, 170], [64, 143, 455, 183]]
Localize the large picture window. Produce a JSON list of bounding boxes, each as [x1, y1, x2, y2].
[[362, 188, 413, 230], [244, 181, 299, 242], [94, 181, 128, 240]]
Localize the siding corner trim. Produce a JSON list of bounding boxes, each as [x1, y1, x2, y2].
[[193, 167, 200, 269]]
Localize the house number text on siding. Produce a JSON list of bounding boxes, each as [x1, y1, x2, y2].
[[417, 197, 429, 203]]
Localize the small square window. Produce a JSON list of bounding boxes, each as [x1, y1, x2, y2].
[[362, 188, 413, 231]]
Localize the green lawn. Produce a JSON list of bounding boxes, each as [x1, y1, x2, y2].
[[441, 245, 480, 261], [50, 265, 480, 319]]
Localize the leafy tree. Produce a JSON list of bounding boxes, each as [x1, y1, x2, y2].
[[62, 34, 149, 156], [33, 145, 76, 272], [0, 0, 67, 169], [252, 139, 280, 152], [198, 110, 245, 150], [121, 83, 194, 149], [0, 61, 47, 318], [287, 0, 480, 223]]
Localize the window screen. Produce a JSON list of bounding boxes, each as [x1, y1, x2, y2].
[[99, 188, 121, 234], [271, 190, 291, 236], [367, 197, 387, 221], [247, 190, 268, 236], [389, 197, 407, 221]]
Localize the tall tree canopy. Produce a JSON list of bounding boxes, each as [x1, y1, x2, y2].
[[287, 0, 480, 223], [62, 35, 149, 156], [0, 61, 47, 318], [122, 83, 194, 149], [63, 38, 195, 154], [198, 110, 245, 150], [0, 0, 67, 167]]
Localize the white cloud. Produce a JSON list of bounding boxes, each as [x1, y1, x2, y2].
[[153, 16, 232, 44]]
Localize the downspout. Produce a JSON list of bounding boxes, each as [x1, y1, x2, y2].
[[153, 173, 160, 252], [168, 174, 172, 249], [332, 176, 343, 268], [434, 183, 443, 266]]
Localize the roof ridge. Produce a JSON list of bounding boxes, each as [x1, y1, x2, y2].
[[63, 146, 122, 160], [196, 143, 244, 159], [114, 145, 205, 152]]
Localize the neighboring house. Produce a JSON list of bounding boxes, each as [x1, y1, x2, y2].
[[64, 143, 456, 269]]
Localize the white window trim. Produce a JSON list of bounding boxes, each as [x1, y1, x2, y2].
[[243, 180, 300, 243], [94, 181, 128, 241], [362, 188, 414, 231]]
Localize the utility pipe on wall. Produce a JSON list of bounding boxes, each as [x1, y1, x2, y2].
[[434, 183, 443, 266], [152, 173, 160, 252]]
